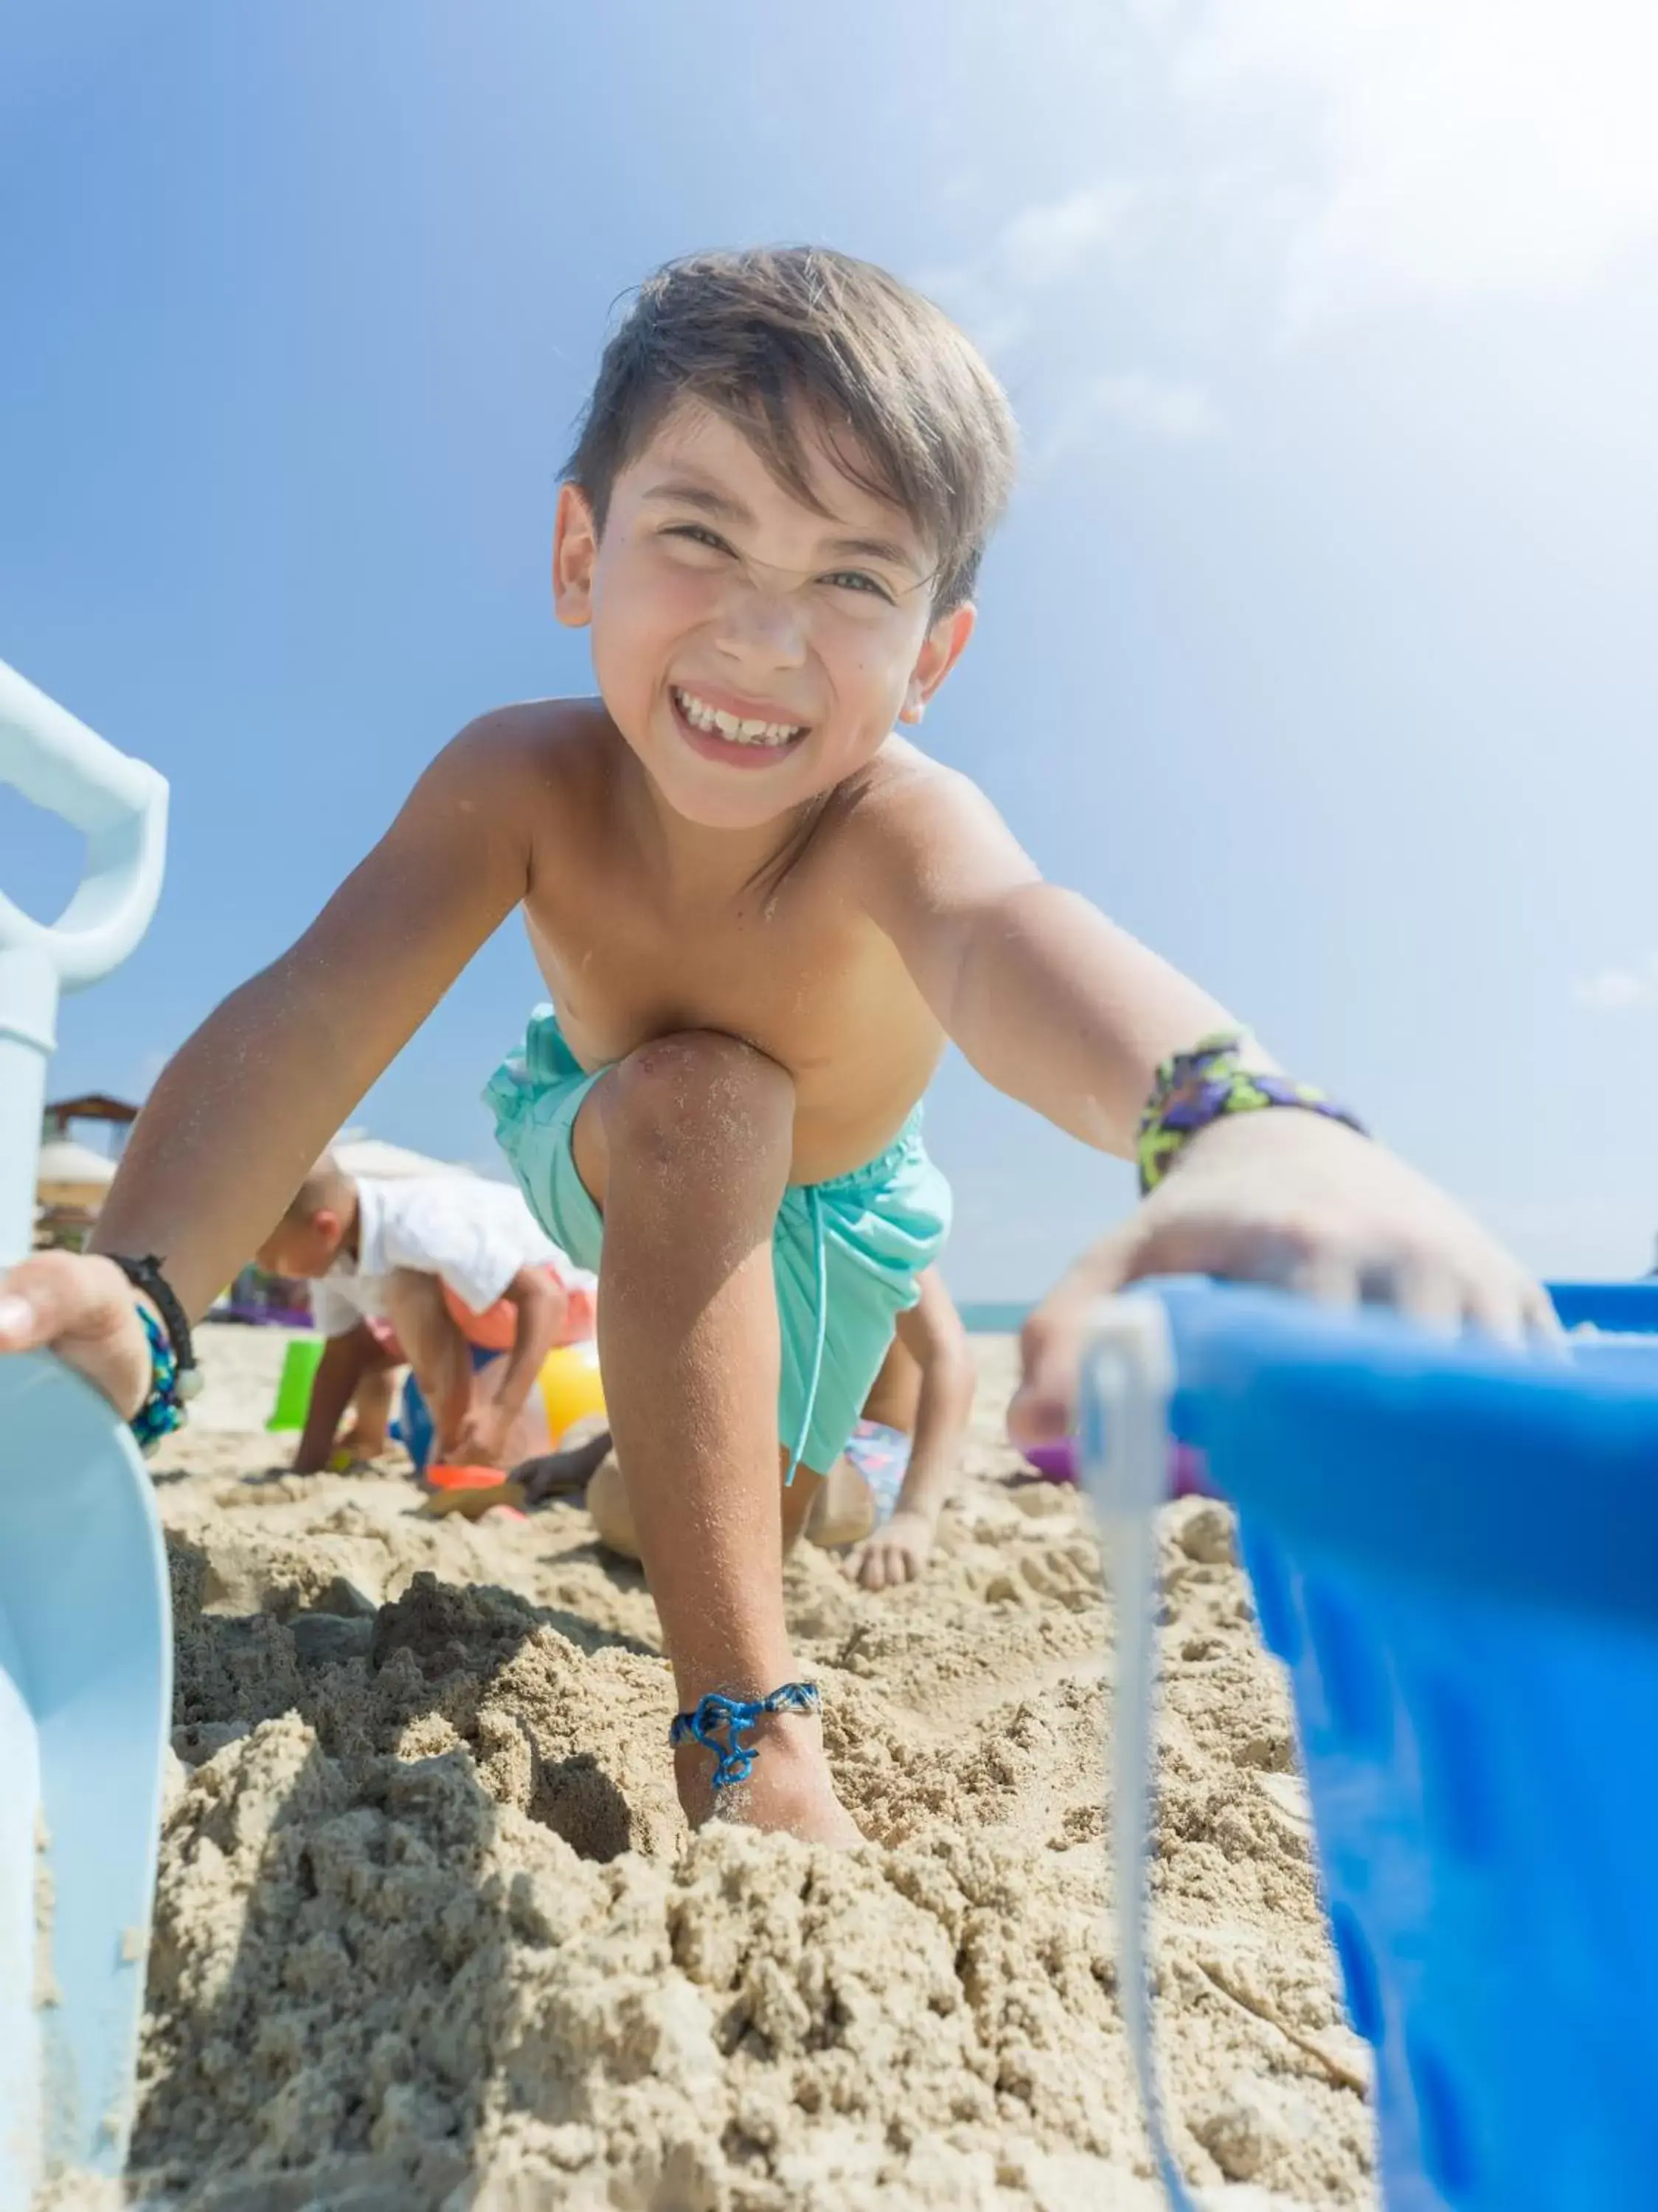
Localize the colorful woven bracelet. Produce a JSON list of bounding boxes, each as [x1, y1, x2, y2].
[[669, 1683, 822, 1791], [1136, 1029, 1368, 1196], [130, 1302, 187, 1456]]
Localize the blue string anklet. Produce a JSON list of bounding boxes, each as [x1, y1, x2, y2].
[[669, 1683, 822, 1792]]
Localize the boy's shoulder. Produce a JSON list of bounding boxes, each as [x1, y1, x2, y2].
[[425, 698, 625, 849], [822, 738, 1040, 942], [842, 735, 994, 827], [452, 695, 615, 776], [838, 737, 1030, 877]]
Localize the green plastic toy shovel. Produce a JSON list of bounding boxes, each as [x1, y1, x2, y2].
[[0, 659, 171, 2207]]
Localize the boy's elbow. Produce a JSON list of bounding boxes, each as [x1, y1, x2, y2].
[[507, 1270, 569, 1333]]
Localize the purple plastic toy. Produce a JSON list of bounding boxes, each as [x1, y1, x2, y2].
[[1022, 1436, 1216, 1498]]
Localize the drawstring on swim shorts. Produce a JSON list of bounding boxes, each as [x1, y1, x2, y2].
[[669, 1683, 822, 1791], [783, 1186, 827, 1486]]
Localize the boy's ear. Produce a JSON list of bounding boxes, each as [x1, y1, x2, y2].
[[552, 482, 600, 629], [313, 1208, 340, 1246], [899, 602, 977, 726]]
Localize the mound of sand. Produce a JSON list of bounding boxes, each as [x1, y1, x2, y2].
[[75, 1329, 1374, 2209]]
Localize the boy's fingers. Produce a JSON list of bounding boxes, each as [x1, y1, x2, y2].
[[1287, 1247, 1362, 1312], [1461, 1275, 1529, 1348], [1390, 1256, 1464, 1339], [1011, 1237, 1133, 1447], [0, 1254, 151, 1415], [0, 1253, 127, 1349]]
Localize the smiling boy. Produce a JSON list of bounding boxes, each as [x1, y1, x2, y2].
[[0, 247, 1547, 1845]]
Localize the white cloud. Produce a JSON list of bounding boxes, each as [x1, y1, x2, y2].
[[1078, 372, 1220, 443], [917, 184, 1221, 461], [1032, 370, 1221, 473], [1170, 0, 1658, 330], [996, 184, 1140, 289], [918, 181, 1140, 354], [1572, 953, 1658, 1012]]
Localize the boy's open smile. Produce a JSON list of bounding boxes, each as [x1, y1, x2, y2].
[[668, 679, 811, 768]]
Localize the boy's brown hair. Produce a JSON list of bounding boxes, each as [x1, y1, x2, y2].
[[564, 246, 1017, 611]]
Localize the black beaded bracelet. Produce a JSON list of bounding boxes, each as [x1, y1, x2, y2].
[[105, 1255, 201, 1452], [105, 1253, 199, 1391]]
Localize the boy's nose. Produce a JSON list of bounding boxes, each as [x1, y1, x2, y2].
[[712, 570, 809, 668]]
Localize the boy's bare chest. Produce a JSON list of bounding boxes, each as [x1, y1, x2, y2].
[[522, 860, 899, 1074], [516, 832, 941, 1172]]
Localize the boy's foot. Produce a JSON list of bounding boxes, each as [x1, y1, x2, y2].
[[335, 1424, 388, 1461], [673, 1717, 861, 1846], [803, 1454, 878, 1550]]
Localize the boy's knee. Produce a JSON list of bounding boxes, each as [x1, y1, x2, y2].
[[604, 1030, 794, 1163], [383, 1267, 448, 1323], [381, 1269, 462, 1360]]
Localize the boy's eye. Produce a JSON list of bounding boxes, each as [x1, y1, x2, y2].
[[820, 569, 895, 603], [659, 526, 897, 605], [663, 524, 735, 557]]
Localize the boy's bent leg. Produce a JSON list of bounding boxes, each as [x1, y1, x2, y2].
[[381, 1268, 475, 1458], [590, 1445, 823, 1560], [805, 1455, 879, 1550], [587, 1453, 639, 1557], [340, 1362, 397, 1458], [577, 1030, 858, 1844]]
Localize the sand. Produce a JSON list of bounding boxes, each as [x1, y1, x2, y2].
[[74, 1326, 1376, 2211]]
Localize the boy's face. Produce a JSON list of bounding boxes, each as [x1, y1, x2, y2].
[[256, 1209, 344, 1281], [553, 401, 975, 831]]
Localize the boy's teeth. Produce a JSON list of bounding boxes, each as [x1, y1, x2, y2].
[[674, 687, 802, 747]]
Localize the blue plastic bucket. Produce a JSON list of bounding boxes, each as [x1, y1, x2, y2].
[[1086, 1281, 1658, 2212]]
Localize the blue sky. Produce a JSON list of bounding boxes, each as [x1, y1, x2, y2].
[[4, 0, 1657, 1295]]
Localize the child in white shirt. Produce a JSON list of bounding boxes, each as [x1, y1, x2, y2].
[[255, 1155, 594, 1473]]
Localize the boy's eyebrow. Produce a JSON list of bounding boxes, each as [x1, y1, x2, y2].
[[641, 477, 752, 524], [640, 476, 925, 576]]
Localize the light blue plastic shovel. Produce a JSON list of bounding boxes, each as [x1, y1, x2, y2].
[[0, 660, 172, 2208]]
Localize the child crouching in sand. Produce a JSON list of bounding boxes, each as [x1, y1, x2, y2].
[[256, 1155, 597, 1475], [1, 246, 1548, 1846]]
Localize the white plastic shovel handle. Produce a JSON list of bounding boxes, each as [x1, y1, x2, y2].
[[1081, 1294, 1204, 2211], [0, 659, 169, 1264], [0, 660, 167, 981]]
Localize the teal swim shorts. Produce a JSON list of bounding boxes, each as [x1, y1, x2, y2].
[[484, 1006, 951, 1479]]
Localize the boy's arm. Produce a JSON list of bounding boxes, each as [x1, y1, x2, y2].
[[858, 764, 1551, 1434], [450, 1266, 566, 1463], [291, 1329, 375, 1474], [887, 1271, 977, 1531], [0, 712, 544, 1413], [859, 762, 1241, 1152], [845, 1272, 976, 1590], [91, 716, 537, 1314]]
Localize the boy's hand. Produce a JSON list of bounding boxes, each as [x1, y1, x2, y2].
[[449, 1399, 514, 1470], [0, 1252, 155, 1420], [845, 1508, 935, 1590], [1010, 1111, 1555, 1446]]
